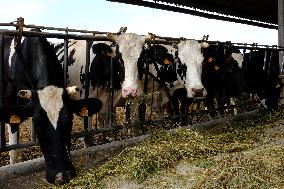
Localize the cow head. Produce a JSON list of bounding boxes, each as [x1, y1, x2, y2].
[[15, 85, 102, 185], [108, 33, 153, 98], [17, 85, 102, 128], [176, 40, 208, 98]]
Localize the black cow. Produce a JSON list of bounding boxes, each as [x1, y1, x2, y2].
[[242, 49, 281, 110], [202, 46, 247, 118], [0, 32, 102, 185]]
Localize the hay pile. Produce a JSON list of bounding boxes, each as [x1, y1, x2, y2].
[[63, 108, 284, 189]]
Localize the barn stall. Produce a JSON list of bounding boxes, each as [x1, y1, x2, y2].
[[0, 0, 284, 187]]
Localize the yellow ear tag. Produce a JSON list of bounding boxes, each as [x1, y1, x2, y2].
[[208, 57, 214, 63], [276, 84, 281, 88], [214, 65, 220, 70], [79, 106, 88, 117], [10, 114, 20, 124], [164, 58, 171, 65]]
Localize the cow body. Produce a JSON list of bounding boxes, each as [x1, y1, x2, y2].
[[0, 33, 102, 185]]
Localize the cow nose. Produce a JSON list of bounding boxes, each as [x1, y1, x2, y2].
[[18, 90, 32, 99], [192, 88, 205, 97], [75, 87, 79, 91], [18, 90, 27, 97]]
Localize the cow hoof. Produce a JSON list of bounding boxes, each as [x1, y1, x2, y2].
[[55, 172, 69, 185]]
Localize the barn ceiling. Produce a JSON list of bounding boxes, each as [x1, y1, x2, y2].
[[107, 0, 278, 29]]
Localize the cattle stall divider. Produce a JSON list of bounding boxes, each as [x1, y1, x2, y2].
[[0, 19, 284, 159], [0, 34, 5, 148]]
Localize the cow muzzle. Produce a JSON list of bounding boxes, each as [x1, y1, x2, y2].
[[192, 87, 206, 98], [122, 87, 142, 98], [18, 90, 32, 99]]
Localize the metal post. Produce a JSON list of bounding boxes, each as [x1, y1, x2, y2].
[[279, 0, 284, 71], [0, 34, 6, 149], [139, 50, 149, 133], [278, 0, 284, 104], [63, 36, 69, 88], [84, 40, 91, 147], [108, 55, 114, 126]]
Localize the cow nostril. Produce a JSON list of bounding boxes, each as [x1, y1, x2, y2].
[[75, 87, 79, 91], [192, 88, 196, 92], [19, 91, 26, 96]]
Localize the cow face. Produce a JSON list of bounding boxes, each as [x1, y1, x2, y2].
[[108, 33, 152, 98], [177, 40, 208, 98]]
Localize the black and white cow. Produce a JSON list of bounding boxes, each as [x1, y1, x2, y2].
[[136, 40, 208, 125], [0, 32, 102, 185], [55, 33, 153, 128]]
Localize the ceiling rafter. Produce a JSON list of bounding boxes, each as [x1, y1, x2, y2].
[[107, 0, 278, 29]]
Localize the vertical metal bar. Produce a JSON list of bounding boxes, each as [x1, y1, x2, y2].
[[84, 40, 90, 109], [139, 49, 149, 132], [63, 38, 69, 88], [108, 55, 114, 126], [278, 0, 284, 104], [0, 34, 6, 149], [84, 40, 91, 146], [279, 0, 284, 73]]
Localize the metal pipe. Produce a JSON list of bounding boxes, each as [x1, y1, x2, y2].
[[0, 34, 5, 149], [0, 22, 108, 34], [278, 0, 284, 73], [63, 31, 69, 88], [84, 40, 91, 146], [0, 29, 110, 41], [109, 53, 114, 126]]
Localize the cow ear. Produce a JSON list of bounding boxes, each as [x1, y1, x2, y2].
[[107, 33, 118, 42], [172, 43, 178, 49], [0, 102, 34, 124], [18, 90, 32, 99], [70, 98, 103, 117], [200, 42, 209, 48], [66, 86, 79, 96]]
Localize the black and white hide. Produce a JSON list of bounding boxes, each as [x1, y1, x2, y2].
[[10, 86, 101, 185], [55, 33, 153, 127], [136, 40, 208, 126]]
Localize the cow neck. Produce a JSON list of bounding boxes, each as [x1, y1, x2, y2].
[[14, 45, 35, 90]]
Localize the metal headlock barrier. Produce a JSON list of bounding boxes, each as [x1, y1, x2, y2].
[[0, 18, 284, 154]]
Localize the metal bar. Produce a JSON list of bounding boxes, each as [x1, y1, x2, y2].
[[63, 33, 69, 88], [0, 141, 38, 152], [109, 53, 114, 126], [0, 34, 5, 149], [83, 40, 91, 146], [0, 30, 110, 41], [84, 40, 91, 104], [279, 0, 284, 73], [0, 22, 108, 34], [0, 29, 284, 51]]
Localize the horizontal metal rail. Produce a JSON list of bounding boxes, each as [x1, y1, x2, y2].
[[0, 29, 110, 41], [0, 21, 284, 50], [0, 22, 109, 35]]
